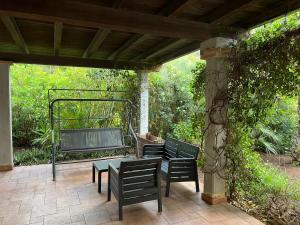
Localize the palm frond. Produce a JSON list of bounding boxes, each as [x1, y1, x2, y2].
[[257, 123, 282, 143], [258, 137, 278, 154]]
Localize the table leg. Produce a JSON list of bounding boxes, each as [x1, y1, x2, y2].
[[92, 165, 95, 183], [98, 172, 102, 193]]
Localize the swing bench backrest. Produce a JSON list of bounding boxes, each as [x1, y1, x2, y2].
[[59, 128, 127, 152]]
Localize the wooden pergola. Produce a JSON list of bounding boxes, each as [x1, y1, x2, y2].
[[0, 0, 299, 205], [0, 0, 298, 69]]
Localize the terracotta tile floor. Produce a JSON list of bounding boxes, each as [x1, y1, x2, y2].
[[0, 162, 263, 225]]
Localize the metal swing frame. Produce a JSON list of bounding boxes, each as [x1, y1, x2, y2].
[[49, 89, 138, 181]]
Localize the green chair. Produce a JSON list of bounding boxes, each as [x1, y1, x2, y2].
[[107, 158, 162, 220]]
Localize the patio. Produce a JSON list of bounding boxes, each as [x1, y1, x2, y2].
[[0, 161, 263, 225], [0, 1, 298, 224]]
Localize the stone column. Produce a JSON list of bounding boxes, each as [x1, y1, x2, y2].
[[200, 37, 234, 204], [0, 61, 13, 171], [138, 70, 149, 135]]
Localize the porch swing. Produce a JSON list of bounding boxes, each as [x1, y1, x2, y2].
[[48, 88, 138, 180]]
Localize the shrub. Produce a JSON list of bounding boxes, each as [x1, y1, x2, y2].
[[250, 97, 298, 155], [232, 147, 300, 224], [14, 148, 51, 166], [32, 126, 52, 150], [172, 121, 195, 143], [148, 53, 204, 139]]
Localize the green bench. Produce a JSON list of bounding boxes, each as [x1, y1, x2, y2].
[[142, 137, 200, 197]]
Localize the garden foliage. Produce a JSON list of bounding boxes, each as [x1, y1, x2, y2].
[[12, 66, 139, 162], [200, 11, 299, 224], [11, 10, 300, 225]]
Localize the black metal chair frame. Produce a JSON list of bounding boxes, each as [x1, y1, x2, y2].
[[143, 137, 200, 197], [49, 89, 138, 181], [108, 158, 162, 220]]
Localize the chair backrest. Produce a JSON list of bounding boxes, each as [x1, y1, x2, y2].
[[60, 128, 124, 151], [143, 145, 165, 157], [164, 137, 178, 159], [177, 141, 199, 159], [119, 158, 162, 205]]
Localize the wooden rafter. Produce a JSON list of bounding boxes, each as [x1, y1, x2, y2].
[[82, 0, 123, 58], [1, 15, 29, 54], [157, 42, 200, 64], [54, 21, 63, 56], [132, 38, 177, 61], [0, 0, 221, 40], [237, 0, 300, 28], [197, 0, 252, 24], [0, 51, 156, 70], [82, 29, 111, 58], [152, 0, 251, 63], [106, 34, 146, 60], [157, 0, 191, 17], [0, 0, 292, 69], [145, 39, 187, 61], [123, 0, 193, 62]]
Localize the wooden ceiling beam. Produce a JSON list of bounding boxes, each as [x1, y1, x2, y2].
[[197, 0, 252, 24], [145, 39, 187, 61], [82, 0, 123, 58], [115, 0, 193, 61], [237, 0, 300, 28], [132, 38, 177, 61], [157, 0, 191, 16], [106, 33, 146, 60], [0, 51, 156, 70], [1, 15, 29, 54], [54, 21, 63, 56], [82, 29, 111, 58], [0, 0, 221, 40], [157, 42, 199, 64]]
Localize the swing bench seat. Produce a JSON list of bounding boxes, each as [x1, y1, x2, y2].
[[59, 128, 131, 152]]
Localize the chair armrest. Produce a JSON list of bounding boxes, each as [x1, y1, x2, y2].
[[143, 144, 165, 157], [108, 163, 120, 199], [109, 163, 119, 178]]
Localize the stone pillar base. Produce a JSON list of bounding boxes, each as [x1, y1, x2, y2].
[[201, 193, 227, 205], [0, 164, 13, 171]]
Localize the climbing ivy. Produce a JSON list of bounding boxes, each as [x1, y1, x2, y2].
[[192, 11, 300, 224], [228, 28, 299, 129]]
